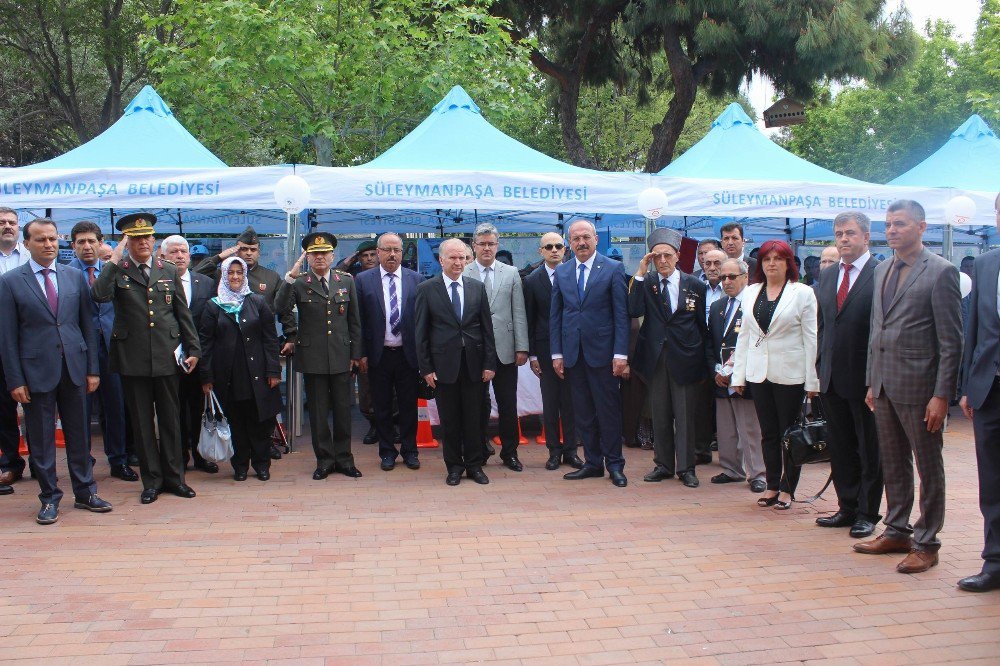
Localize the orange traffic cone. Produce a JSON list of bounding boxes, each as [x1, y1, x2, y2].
[[493, 417, 529, 446], [535, 420, 564, 445], [54, 417, 65, 448], [17, 411, 28, 455], [416, 399, 439, 448]]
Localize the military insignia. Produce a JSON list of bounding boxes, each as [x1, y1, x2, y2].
[[165, 294, 172, 305], [651, 283, 658, 294], [156, 259, 163, 269], [338, 304, 345, 315], [122, 260, 130, 269], [334, 272, 342, 282], [259, 283, 266, 292], [306, 275, 312, 283]]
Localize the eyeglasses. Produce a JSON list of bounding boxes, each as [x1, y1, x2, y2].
[[651, 252, 676, 261], [475, 241, 498, 248], [379, 248, 402, 255], [720, 273, 745, 281], [542, 243, 564, 251]]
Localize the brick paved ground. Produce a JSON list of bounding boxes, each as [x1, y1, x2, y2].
[[1, 406, 998, 665]]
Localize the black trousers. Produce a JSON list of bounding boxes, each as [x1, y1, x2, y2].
[[648, 347, 698, 475], [370, 347, 418, 462], [481, 359, 519, 459], [303, 372, 354, 469], [225, 398, 272, 474], [749, 380, 804, 494], [436, 352, 486, 472], [0, 360, 26, 475], [178, 369, 209, 467], [23, 362, 95, 505], [537, 355, 576, 454], [821, 388, 884, 522], [122, 374, 185, 491], [86, 339, 128, 467], [693, 378, 716, 457], [974, 377, 1000, 575]]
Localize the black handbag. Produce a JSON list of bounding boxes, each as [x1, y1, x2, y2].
[[781, 398, 831, 466]]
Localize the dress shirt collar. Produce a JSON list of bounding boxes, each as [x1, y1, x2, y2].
[[575, 254, 596, 272], [380, 265, 402, 281], [1, 242, 26, 259], [841, 250, 871, 270], [443, 273, 463, 289], [29, 257, 57, 272], [544, 264, 557, 280], [311, 269, 331, 283], [475, 260, 495, 275]]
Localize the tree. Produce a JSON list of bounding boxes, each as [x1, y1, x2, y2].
[[146, 0, 538, 166], [783, 14, 999, 183], [495, 0, 916, 172]]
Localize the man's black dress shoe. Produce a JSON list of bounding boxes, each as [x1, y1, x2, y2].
[[500, 455, 523, 472], [256, 469, 270, 481], [467, 468, 489, 484], [850, 519, 876, 538], [711, 473, 742, 484], [0, 484, 12, 495], [313, 466, 333, 480], [446, 471, 462, 486], [381, 457, 395, 471], [234, 471, 248, 481], [545, 453, 561, 471], [957, 571, 1000, 592], [609, 470, 627, 487], [167, 484, 197, 498], [679, 471, 699, 488], [749, 480, 766, 493], [110, 464, 139, 482], [194, 460, 219, 474], [36, 503, 58, 525], [695, 453, 713, 465], [269, 444, 282, 460], [363, 424, 378, 445], [564, 467, 603, 480], [485, 441, 496, 457], [336, 466, 363, 478], [73, 494, 112, 512], [816, 511, 856, 528], [562, 454, 584, 469], [403, 456, 420, 470], [643, 466, 673, 482], [140, 488, 159, 504]]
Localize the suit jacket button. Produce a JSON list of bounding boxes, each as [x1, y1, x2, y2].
[[148, 287, 153, 292], [149, 311, 154, 316], [150, 323, 155, 328], [327, 331, 332, 335], [148, 300, 153, 304], [250, 356, 254, 361]]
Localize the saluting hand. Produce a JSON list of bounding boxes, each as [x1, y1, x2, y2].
[[635, 252, 655, 278], [287, 251, 308, 279], [109, 241, 126, 265]]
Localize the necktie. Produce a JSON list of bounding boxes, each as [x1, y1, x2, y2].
[[577, 263, 586, 301], [138, 263, 149, 283], [86, 266, 96, 287], [450, 280, 462, 320], [41, 268, 58, 315], [660, 277, 672, 315], [882, 259, 904, 314], [723, 296, 736, 329], [388, 274, 401, 336], [320, 276, 329, 297], [483, 267, 493, 294], [837, 264, 853, 311]]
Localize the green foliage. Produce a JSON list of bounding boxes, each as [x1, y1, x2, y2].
[[783, 10, 1000, 184], [146, 0, 539, 166]]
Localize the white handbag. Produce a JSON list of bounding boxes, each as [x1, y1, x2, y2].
[[197, 390, 233, 464]]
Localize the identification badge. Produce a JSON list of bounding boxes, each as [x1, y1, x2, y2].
[[338, 304, 345, 315], [165, 294, 172, 305]]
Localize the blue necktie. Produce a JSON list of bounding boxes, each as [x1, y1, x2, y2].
[[577, 263, 586, 301], [388, 274, 401, 335], [450, 281, 462, 320], [723, 296, 736, 330]]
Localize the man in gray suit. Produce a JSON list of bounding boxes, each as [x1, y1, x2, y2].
[[957, 191, 1000, 593], [464, 223, 529, 471], [856, 200, 963, 574], [0, 218, 112, 524]]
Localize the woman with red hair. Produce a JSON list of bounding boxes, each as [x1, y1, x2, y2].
[[731, 240, 819, 509]]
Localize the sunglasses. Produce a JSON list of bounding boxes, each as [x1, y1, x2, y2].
[[720, 273, 745, 281], [542, 243, 564, 251]]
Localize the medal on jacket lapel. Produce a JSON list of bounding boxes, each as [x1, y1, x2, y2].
[[259, 283, 266, 292]]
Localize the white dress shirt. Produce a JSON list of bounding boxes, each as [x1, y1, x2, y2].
[[575, 254, 596, 291], [0, 242, 29, 275], [545, 264, 556, 285], [634, 268, 679, 312], [702, 276, 724, 322], [28, 258, 59, 296], [442, 274, 464, 318], [476, 261, 495, 293], [179, 270, 193, 307], [381, 266, 404, 347], [837, 250, 871, 293]]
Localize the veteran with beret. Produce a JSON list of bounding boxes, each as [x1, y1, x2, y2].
[[276, 232, 363, 480], [91, 212, 202, 504]]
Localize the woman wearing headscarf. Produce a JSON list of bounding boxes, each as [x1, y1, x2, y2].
[[199, 257, 282, 481]]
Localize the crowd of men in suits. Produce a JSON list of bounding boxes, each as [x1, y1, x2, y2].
[[1, 194, 998, 593]]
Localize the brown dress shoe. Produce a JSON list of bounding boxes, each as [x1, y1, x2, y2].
[[0, 469, 21, 485], [853, 534, 913, 555], [897, 550, 938, 574]]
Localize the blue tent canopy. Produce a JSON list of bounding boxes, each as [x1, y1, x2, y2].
[[889, 115, 1000, 192]]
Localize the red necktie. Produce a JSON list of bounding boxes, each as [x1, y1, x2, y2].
[[87, 266, 96, 286], [836, 264, 853, 311]]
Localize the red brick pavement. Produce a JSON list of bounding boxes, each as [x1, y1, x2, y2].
[[1, 407, 998, 665]]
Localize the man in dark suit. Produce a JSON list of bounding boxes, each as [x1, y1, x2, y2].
[[160, 235, 218, 475], [68, 221, 137, 482], [277, 232, 363, 480], [815, 212, 883, 538], [857, 200, 963, 574], [551, 219, 630, 488], [0, 218, 112, 524], [356, 232, 425, 471], [709, 258, 765, 491], [720, 222, 757, 279], [524, 232, 582, 471], [0, 206, 30, 491], [629, 228, 713, 488], [414, 238, 496, 486], [91, 213, 202, 505], [957, 192, 1000, 593]]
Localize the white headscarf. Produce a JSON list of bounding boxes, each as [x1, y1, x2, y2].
[[216, 256, 251, 305]]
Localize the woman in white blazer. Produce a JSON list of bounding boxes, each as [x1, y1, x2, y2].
[[731, 240, 819, 510]]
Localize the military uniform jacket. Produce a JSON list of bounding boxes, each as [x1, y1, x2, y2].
[[195, 255, 296, 337], [91, 258, 201, 377], [275, 270, 361, 375]]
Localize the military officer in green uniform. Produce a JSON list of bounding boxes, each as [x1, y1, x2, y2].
[[276, 232, 363, 480], [91, 213, 201, 504]]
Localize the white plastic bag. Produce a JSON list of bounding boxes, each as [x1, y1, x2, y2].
[[197, 391, 233, 464]]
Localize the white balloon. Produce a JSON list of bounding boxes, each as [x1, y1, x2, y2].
[[944, 195, 976, 226], [637, 187, 669, 219], [959, 271, 972, 298], [274, 174, 311, 213]]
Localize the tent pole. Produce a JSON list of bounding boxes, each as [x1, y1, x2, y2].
[[177, 209, 183, 236], [784, 218, 792, 244], [943, 223, 954, 262], [284, 210, 303, 447], [802, 217, 807, 244]]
